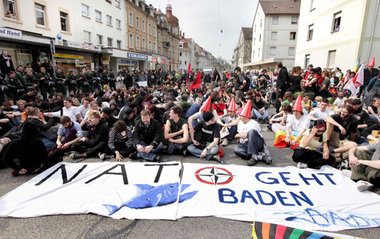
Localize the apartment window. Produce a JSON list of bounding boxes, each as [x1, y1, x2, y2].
[[128, 12, 133, 26], [81, 4, 89, 17], [60, 12, 69, 32], [136, 16, 139, 29], [271, 32, 277, 40], [3, 0, 18, 19], [106, 15, 112, 26], [307, 24, 314, 41], [260, 19, 262, 28], [254, 25, 256, 32], [270, 47, 276, 56], [327, 50, 336, 68], [291, 16, 298, 24], [83, 30, 91, 43], [106, 0, 111, 3], [97, 34, 103, 45], [148, 40, 152, 51], [310, 0, 316, 11], [258, 48, 261, 57], [305, 54, 310, 69], [142, 20, 145, 32], [142, 38, 146, 50], [136, 36, 140, 49], [290, 32, 296, 40], [253, 50, 255, 58], [180, 52, 182, 56], [288, 47, 295, 56], [148, 23, 152, 34], [117, 40, 121, 49], [153, 42, 156, 52], [107, 37, 113, 47], [35, 3, 46, 26], [115, 0, 120, 8], [95, 10, 102, 22], [332, 11, 341, 32], [153, 26, 156, 36], [259, 34, 261, 42], [116, 19, 121, 29], [253, 38, 255, 45], [272, 16, 278, 25], [129, 33, 133, 48]]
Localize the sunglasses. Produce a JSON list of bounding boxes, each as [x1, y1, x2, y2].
[[88, 118, 96, 122]]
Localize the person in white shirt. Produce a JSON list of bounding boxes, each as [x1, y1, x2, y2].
[[333, 90, 347, 108], [78, 98, 91, 120], [233, 100, 271, 166], [308, 98, 334, 126], [45, 97, 81, 123]]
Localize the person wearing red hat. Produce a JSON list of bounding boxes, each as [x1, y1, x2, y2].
[[233, 100, 272, 166], [364, 57, 379, 93], [187, 111, 222, 162], [218, 97, 239, 147]]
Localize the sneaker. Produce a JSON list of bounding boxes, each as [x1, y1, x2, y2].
[[99, 153, 106, 161], [221, 138, 228, 147], [297, 162, 308, 169], [356, 180, 374, 192], [153, 155, 161, 163], [247, 155, 258, 166], [341, 169, 352, 178], [212, 155, 222, 163], [69, 153, 85, 160], [129, 152, 138, 160], [262, 145, 272, 165]]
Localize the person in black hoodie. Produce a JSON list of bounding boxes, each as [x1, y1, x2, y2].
[[70, 110, 108, 160], [275, 63, 289, 112], [4, 122, 47, 176], [131, 109, 163, 162]]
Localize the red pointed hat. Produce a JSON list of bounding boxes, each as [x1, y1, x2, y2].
[[227, 97, 236, 112], [239, 100, 252, 118], [369, 57, 375, 67], [292, 95, 303, 112], [200, 96, 212, 112]]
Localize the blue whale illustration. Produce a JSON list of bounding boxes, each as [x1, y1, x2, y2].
[[103, 183, 197, 215]]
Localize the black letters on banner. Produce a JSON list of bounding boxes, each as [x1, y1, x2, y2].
[[85, 164, 128, 184], [35, 164, 88, 186], [144, 163, 179, 183]]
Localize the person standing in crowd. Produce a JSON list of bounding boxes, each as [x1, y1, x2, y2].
[[275, 63, 289, 112], [0, 50, 15, 75]]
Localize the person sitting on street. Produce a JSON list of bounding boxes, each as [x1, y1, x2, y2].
[[218, 97, 239, 146], [269, 103, 292, 133], [251, 93, 269, 124], [164, 106, 189, 155], [308, 98, 334, 127], [131, 110, 163, 162], [187, 111, 221, 162], [233, 100, 271, 166], [292, 120, 336, 169], [70, 110, 108, 160], [100, 120, 135, 161], [348, 142, 380, 191]]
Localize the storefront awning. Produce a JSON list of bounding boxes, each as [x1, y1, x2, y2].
[[243, 58, 280, 68]]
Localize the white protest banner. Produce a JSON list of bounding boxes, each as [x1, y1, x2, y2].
[[0, 162, 182, 220], [137, 81, 147, 87], [178, 163, 380, 232]]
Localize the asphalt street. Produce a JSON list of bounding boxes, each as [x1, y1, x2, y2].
[[0, 120, 379, 239]]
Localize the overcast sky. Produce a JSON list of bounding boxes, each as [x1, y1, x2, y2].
[[145, 0, 258, 62]]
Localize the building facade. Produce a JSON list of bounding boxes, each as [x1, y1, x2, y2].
[[179, 35, 195, 72], [233, 27, 252, 71], [295, 0, 380, 72], [245, 0, 300, 70]]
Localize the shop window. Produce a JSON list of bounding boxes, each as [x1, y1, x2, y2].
[[307, 24, 314, 41], [290, 32, 296, 40], [107, 37, 113, 47], [332, 11, 341, 33], [106, 15, 112, 26], [60, 12, 69, 32], [35, 3, 46, 26], [3, 0, 18, 19], [95, 10, 102, 22]]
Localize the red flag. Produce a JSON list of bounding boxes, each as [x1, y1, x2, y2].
[[188, 62, 192, 74], [189, 71, 201, 91]]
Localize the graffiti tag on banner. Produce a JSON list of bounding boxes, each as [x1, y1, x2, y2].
[[1, 162, 380, 232], [178, 163, 380, 232]]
